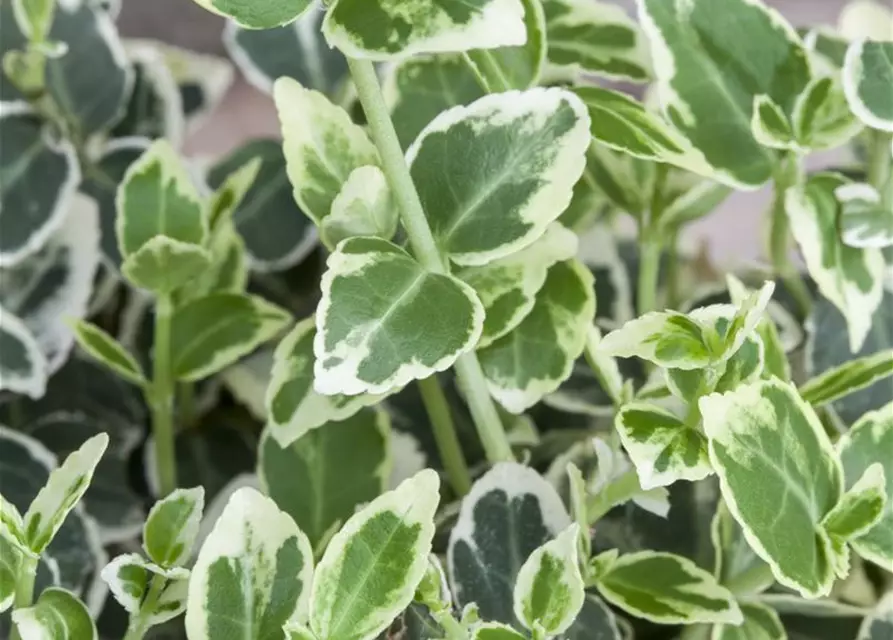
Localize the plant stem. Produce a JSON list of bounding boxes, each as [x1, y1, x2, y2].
[[179, 382, 196, 428], [460, 53, 494, 94], [417, 376, 473, 496], [726, 562, 776, 597], [637, 232, 662, 314], [9, 554, 38, 640], [346, 57, 514, 464], [868, 130, 892, 194], [472, 51, 512, 92], [150, 294, 177, 497], [768, 162, 812, 318], [122, 574, 167, 640], [665, 231, 681, 309]]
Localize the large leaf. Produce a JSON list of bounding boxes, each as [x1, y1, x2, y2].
[[0, 308, 46, 398], [407, 87, 590, 266], [12, 587, 96, 640], [843, 40, 893, 131], [193, 0, 312, 29], [638, 0, 812, 188], [259, 407, 390, 549], [322, 0, 527, 60], [786, 173, 885, 352], [315, 237, 483, 395], [185, 487, 315, 639], [700, 380, 844, 597], [449, 462, 572, 629], [479, 259, 595, 413], [309, 470, 441, 640], [0, 104, 79, 267]]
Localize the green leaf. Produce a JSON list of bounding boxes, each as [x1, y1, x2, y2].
[[639, 0, 812, 188], [465, 0, 546, 90], [711, 602, 785, 640], [320, 165, 399, 249], [0, 532, 24, 613], [844, 40, 893, 131], [408, 87, 590, 266], [615, 403, 712, 490], [800, 349, 893, 407], [264, 318, 385, 447], [101, 553, 189, 626], [837, 183, 893, 250], [121, 236, 213, 294], [309, 470, 441, 640], [322, 0, 527, 60], [193, 0, 312, 29], [206, 153, 262, 232], [73, 321, 146, 386], [187, 220, 249, 299], [752, 95, 798, 150], [0, 104, 79, 267], [711, 500, 772, 594], [0, 307, 47, 399], [12, 587, 96, 640], [259, 407, 391, 550], [543, 0, 651, 82], [599, 310, 711, 370], [700, 379, 844, 597], [143, 487, 205, 569], [472, 622, 527, 640], [459, 223, 578, 349], [315, 237, 483, 395], [593, 550, 742, 625], [822, 463, 886, 542], [275, 77, 380, 226], [513, 524, 585, 635], [792, 76, 863, 151], [185, 487, 315, 639], [11, 0, 54, 41], [786, 173, 885, 352], [24, 433, 108, 554], [719, 281, 775, 362], [478, 259, 595, 413], [726, 274, 791, 382], [837, 404, 893, 569]]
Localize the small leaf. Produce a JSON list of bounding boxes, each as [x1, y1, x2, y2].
[[192, 0, 312, 29], [72, 321, 145, 386], [800, 349, 893, 407], [322, 0, 527, 60], [513, 524, 585, 635], [143, 487, 205, 568], [593, 550, 742, 625], [206, 154, 262, 231], [101, 553, 189, 625], [0, 533, 24, 613], [792, 76, 862, 151], [12, 587, 96, 640], [751, 95, 798, 150], [315, 237, 483, 396], [121, 236, 213, 294], [309, 470, 441, 640], [320, 165, 399, 249], [0, 307, 47, 399], [843, 40, 893, 131], [185, 487, 315, 640], [170, 292, 291, 382], [720, 281, 775, 361], [599, 311, 711, 370], [472, 622, 527, 640], [711, 500, 772, 595], [837, 182, 893, 250], [24, 433, 108, 553], [822, 463, 886, 542], [711, 602, 785, 640]]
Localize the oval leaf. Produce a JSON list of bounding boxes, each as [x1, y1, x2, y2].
[[143, 487, 205, 569], [12, 587, 96, 640], [193, 0, 312, 29], [843, 40, 893, 131]]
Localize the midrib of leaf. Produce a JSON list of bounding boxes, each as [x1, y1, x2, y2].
[[346, 268, 426, 354]]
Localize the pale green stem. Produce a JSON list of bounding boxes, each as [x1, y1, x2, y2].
[[346, 58, 514, 464], [472, 51, 512, 92], [587, 470, 641, 524], [868, 130, 892, 195], [122, 574, 167, 640], [637, 232, 662, 314], [150, 294, 177, 496], [460, 53, 494, 94], [726, 562, 776, 597], [768, 161, 812, 317], [432, 609, 470, 640], [417, 376, 473, 496], [665, 231, 681, 309], [9, 554, 38, 640]]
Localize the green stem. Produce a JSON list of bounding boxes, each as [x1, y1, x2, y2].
[[637, 232, 662, 314], [868, 130, 892, 193], [587, 469, 641, 524], [768, 165, 812, 318], [472, 50, 512, 92], [9, 554, 38, 640], [665, 231, 681, 309], [150, 294, 177, 497], [417, 376, 473, 496], [346, 58, 514, 464], [122, 574, 167, 640], [460, 53, 495, 94], [726, 562, 776, 596], [432, 609, 469, 640]]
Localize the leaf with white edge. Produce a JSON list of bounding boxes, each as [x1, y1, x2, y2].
[[144, 487, 205, 569], [837, 404, 893, 569], [449, 463, 572, 627], [726, 275, 791, 382], [543, 0, 651, 82], [459, 224, 578, 349], [205, 153, 262, 233], [185, 487, 315, 640], [599, 310, 711, 370], [224, 2, 347, 96], [838, 183, 893, 250], [700, 379, 844, 598], [844, 40, 893, 131], [192, 0, 312, 29], [315, 237, 483, 396], [822, 463, 886, 543], [786, 173, 885, 353], [792, 76, 863, 151], [73, 322, 145, 386], [170, 293, 291, 382], [638, 0, 812, 188], [24, 433, 108, 554], [800, 349, 893, 407], [479, 259, 595, 413], [265, 318, 385, 447], [188, 220, 249, 299], [407, 87, 590, 266], [11, 587, 96, 640], [752, 95, 798, 151], [415, 554, 451, 611], [472, 622, 527, 640], [322, 0, 526, 61], [121, 236, 213, 294], [592, 550, 742, 625], [658, 176, 733, 232], [309, 470, 441, 640], [0, 532, 24, 613], [0, 308, 47, 399], [0, 104, 79, 268], [275, 77, 380, 226], [711, 500, 772, 594], [101, 553, 189, 625], [320, 165, 399, 250], [711, 602, 785, 640], [513, 524, 585, 635], [719, 281, 775, 362], [615, 403, 712, 490], [259, 407, 391, 549]]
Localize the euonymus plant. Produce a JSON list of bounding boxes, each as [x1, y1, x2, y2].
[[1, 0, 892, 638]]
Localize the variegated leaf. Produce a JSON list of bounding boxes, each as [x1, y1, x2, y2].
[[599, 310, 712, 370], [711, 500, 772, 595], [143, 487, 205, 569], [844, 40, 893, 131], [320, 165, 399, 249], [121, 236, 213, 294], [309, 470, 441, 640], [800, 349, 893, 407], [700, 379, 844, 597], [11, 587, 96, 640], [711, 602, 785, 640], [407, 87, 590, 266], [751, 95, 798, 151], [0, 307, 47, 399], [478, 259, 595, 413], [792, 76, 863, 151], [73, 322, 146, 387], [472, 623, 527, 640], [837, 183, 893, 250], [101, 553, 189, 625], [185, 487, 314, 639], [0, 532, 24, 613], [315, 237, 483, 396], [822, 463, 886, 542], [192, 0, 312, 29]]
